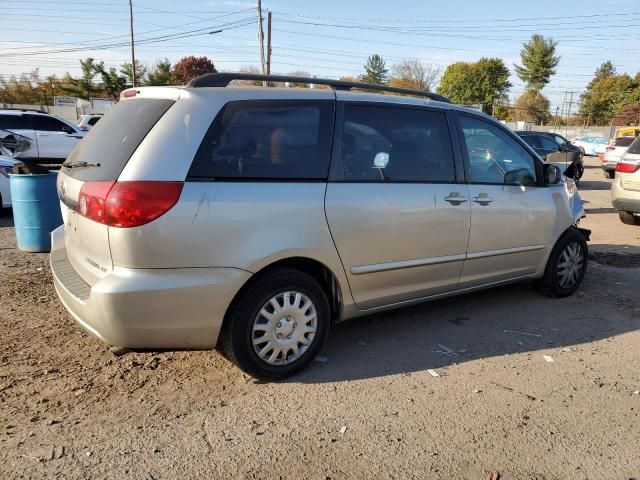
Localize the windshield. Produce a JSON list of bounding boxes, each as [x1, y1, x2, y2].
[[614, 137, 636, 147], [626, 136, 640, 155]]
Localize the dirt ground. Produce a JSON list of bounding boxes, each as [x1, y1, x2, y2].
[[1, 157, 639, 480]]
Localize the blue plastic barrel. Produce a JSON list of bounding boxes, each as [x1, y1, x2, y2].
[[9, 172, 63, 252]]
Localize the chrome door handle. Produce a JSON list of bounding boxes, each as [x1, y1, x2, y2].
[[472, 193, 494, 205], [444, 192, 468, 205]]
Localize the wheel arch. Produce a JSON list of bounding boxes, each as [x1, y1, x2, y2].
[[218, 256, 344, 347]]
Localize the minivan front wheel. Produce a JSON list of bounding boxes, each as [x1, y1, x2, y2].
[[536, 229, 587, 297], [221, 269, 330, 380]]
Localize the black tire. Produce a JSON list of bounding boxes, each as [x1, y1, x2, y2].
[[604, 170, 615, 179], [575, 162, 584, 182], [619, 211, 640, 226], [221, 269, 330, 381], [536, 228, 588, 298]]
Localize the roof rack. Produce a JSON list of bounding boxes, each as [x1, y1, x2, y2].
[[186, 73, 451, 103], [0, 107, 47, 114]]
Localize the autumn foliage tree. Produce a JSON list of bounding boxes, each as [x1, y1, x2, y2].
[[171, 56, 216, 84]]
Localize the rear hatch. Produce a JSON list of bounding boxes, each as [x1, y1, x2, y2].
[[57, 96, 176, 284]]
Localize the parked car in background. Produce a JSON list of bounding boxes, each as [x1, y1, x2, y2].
[[76, 114, 103, 131], [516, 131, 584, 181], [611, 136, 640, 225], [0, 109, 85, 163], [0, 155, 19, 210], [51, 73, 589, 380], [602, 136, 636, 179], [572, 136, 609, 156]]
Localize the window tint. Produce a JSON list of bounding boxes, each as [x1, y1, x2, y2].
[[520, 135, 540, 149], [460, 116, 538, 186], [539, 135, 559, 150], [29, 115, 72, 132], [614, 137, 635, 147], [340, 105, 455, 182], [0, 114, 30, 130], [88, 117, 101, 126], [189, 101, 333, 180], [63, 98, 175, 181]]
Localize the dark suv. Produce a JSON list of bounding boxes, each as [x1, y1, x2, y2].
[[516, 131, 584, 181]]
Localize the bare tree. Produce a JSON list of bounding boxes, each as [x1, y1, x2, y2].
[[389, 59, 440, 92]]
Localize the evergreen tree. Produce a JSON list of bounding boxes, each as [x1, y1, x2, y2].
[[514, 35, 560, 91], [360, 54, 388, 85]]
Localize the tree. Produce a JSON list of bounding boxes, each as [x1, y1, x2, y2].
[[360, 54, 388, 85], [580, 73, 636, 125], [171, 56, 216, 84], [145, 58, 173, 86], [513, 90, 551, 124], [61, 57, 103, 100], [612, 104, 640, 126], [514, 35, 560, 91], [120, 60, 147, 86], [388, 59, 439, 91], [437, 58, 511, 113], [98, 67, 127, 100]]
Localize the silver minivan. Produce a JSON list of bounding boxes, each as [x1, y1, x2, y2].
[[51, 73, 589, 380]]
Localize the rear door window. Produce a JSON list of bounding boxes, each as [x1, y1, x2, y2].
[[63, 98, 175, 181], [29, 115, 71, 132], [0, 114, 31, 130], [188, 100, 334, 180], [626, 137, 640, 155], [339, 105, 455, 182]]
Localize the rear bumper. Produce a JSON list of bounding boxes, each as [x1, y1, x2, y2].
[[602, 162, 617, 171], [612, 197, 640, 214], [50, 226, 251, 349]]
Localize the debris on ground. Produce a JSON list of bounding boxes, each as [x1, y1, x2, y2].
[[543, 355, 555, 363], [504, 329, 543, 338], [427, 369, 440, 377]]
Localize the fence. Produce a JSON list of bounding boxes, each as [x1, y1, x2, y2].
[[504, 121, 617, 140]]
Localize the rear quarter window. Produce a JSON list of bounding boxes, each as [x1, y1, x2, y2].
[[62, 98, 174, 181], [188, 100, 334, 180]]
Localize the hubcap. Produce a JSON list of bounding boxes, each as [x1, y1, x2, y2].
[[252, 291, 317, 366], [556, 241, 584, 289]]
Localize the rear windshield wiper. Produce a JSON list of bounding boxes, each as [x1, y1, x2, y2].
[[63, 161, 101, 169]]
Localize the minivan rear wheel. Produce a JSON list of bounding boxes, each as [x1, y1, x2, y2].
[[221, 269, 330, 380], [604, 170, 615, 179], [536, 229, 587, 298]]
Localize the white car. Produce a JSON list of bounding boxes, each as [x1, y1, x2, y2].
[[602, 137, 636, 179], [0, 109, 85, 164], [572, 136, 609, 156], [75, 114, 103, 132], [0, 156, 19, 209]]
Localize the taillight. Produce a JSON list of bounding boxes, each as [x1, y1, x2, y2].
[[78, 125, 89, 131], [78, 181, 114, 224], [616, 162, 640, 173], [77, 181, 183, 228], [121, 89, 137, 99], [606, 146, 616, 152]]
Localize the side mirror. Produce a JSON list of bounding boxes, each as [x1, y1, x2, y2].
[[544, 164, 562, 185]]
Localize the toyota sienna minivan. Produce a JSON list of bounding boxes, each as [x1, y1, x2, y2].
[[51, 73, 589, 380]]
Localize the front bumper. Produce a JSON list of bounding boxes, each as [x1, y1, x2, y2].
[[50, 226, 251, 349]]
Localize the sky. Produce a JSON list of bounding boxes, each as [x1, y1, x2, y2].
[[1, 0, 639, 112]]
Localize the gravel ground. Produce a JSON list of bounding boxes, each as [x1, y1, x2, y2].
[[1, 157, 639, 479]]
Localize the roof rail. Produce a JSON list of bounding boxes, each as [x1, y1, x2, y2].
[[0, 107, 47, 114], [186, 72, 451, 103]]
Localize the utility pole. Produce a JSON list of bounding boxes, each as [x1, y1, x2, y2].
[[257, 0, 266, 75], [129, 0, 136, 87], [266, 11, 272, 76], [566, 91, 574, 137]]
